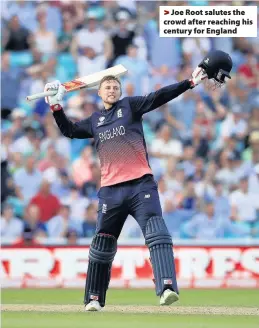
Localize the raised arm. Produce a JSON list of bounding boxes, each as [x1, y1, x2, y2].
[[129, 67, 207, 117], [53, 110, 93, 139], [45, 80, 93, 139], [129, 80, 191, 116]]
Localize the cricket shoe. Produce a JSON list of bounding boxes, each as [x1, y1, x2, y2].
[[160, 289, 179, 306], [85, 300, 102, 312]]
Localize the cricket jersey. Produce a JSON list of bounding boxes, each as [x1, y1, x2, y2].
[[53, 80, 191, 187]]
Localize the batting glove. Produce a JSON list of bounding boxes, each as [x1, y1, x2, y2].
[[44, 80, 66, 112], [189, 66, 208, 88]]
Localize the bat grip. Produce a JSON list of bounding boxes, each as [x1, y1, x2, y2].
[[26, 90, 57, 101]]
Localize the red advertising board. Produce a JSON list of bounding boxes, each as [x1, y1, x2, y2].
[[1, 246, 259, 288]]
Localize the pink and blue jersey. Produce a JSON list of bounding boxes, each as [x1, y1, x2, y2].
[[53, 80, 191, 187]]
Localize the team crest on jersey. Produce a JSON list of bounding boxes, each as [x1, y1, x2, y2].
[[117, 108, 123, 118], [97, 116, 105, 127]]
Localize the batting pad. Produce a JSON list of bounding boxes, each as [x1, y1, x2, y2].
[[84, 233, 117, 307], [145, 216, 179, 296]]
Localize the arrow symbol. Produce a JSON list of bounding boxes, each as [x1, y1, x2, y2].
[[164, 10, 169, 15]]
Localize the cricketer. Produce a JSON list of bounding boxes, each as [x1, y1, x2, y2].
[[45, 64, 208, 311]]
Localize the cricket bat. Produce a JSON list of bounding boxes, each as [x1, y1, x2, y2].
[[26, 64, 127, 101]]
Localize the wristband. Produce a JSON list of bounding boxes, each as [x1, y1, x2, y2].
[[50, 104, 62, 112]]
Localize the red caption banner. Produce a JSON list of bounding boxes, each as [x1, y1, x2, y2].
[[1, 246, 259, 288]]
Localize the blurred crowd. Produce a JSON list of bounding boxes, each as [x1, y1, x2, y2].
[[1, 0, 259, 244]]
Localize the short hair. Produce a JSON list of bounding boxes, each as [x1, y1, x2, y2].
[[99, 75, 121, 89]]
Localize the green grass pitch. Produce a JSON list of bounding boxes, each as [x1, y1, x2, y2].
[[2, 289, 259, 328]]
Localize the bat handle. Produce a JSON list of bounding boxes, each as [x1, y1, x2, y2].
[[26, 90, 57, 101]]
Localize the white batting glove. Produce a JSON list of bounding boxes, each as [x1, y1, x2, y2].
[[190, 66, 208, 88], [44, 80, 66, 111]]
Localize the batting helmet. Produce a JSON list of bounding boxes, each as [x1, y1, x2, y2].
[[198, 50, 233, 86]]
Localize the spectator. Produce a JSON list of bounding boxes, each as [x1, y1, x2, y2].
[[216, 151, 242, 191], [82, 203, 98, 237], [40, 124, 71, 160], [150, 124, 183, 163], [178, 177, 198, 211], [157, 176, 176, 212], [110, 11, 135, 65], [71, 11, 112, 64], [247, 97, 259, 134], [26, 71, 50, 113], [224, 135, 239, 158], [115, 44, 149, 95], [13, 155, 42, 204], [1, 52, 25, 116], [61, 184, 89, 222], [72, 146, 94, 188], [145, 97, 166, 133], [193, 100, 214, 142], [181, 144, 196, 178], [13, 226, 43, 246], [166, 90, 197, 140], [1, 147, 11, 203], [51, 170, 72, 198], [248, 163, 259, 195], [8, 108, 27, 140], [59, 2, 85, 30], [0, 204, 23, 238], [58, 13, 75, 53], [37, 143, 59, 172], [23, 203, 47, 238], [37, 2, 62, 36], [230, 175, 258, 225], [9, 126, 38, 156], [33, 10, 57, 55], [76, 43, 107, 78], [4, 0, 37, 32], [151, 64, 176, 87], [191, 125, 209, 159], [195, 161, 217, 200], [242, 131, 259, 163], [47, 205, 77, 238], [29, 180, 60, 222], [238, 50, 259, 88], [66, 229, 79, 245], [82, 163, 101, 198], [212, 179, 230, 218], [124, 82, 135, 96], [4, 15, 31, 51], [204, 87, 227, 120], [165, 162, 185, 194], [181, 199, 225, 239], [219, 104, 248, 151], [228, 81, 251, 119], [120, 215, 142, 238], [143, 8, 181, 68], [8, 153, 24, 175], [42, 153, 68, 186], [192, 157, 205, 182]]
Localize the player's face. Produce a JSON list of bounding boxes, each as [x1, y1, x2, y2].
[[98, 80, 121, 105]]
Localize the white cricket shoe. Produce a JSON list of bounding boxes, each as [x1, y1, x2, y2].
[[85, 300, 102, 312], [160, 289, 179, 306]]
